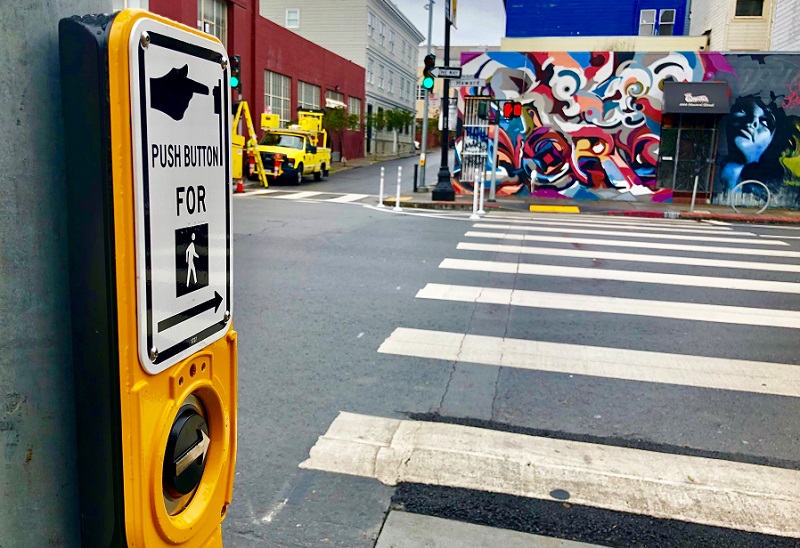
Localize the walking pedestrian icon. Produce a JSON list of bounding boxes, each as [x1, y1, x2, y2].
[[175, 224, 208, 297], [186, 233, 199, 287]]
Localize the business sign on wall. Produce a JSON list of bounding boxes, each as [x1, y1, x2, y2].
[[663, 82, 731, 114]]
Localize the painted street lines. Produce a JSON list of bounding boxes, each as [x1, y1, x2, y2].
[[271, 191, 324, 200], [479, 216, 742, 235], [439, 258, 800, 295], [300, 412, 800, 538], [378, 328, 800, 398], [237, 188, 281, 197], [456, 242, 800, 274], [326, 193, 370, 203], [464, 231, 800, 258], [471, 223, 787, 246], [416, 283, 800, 329]]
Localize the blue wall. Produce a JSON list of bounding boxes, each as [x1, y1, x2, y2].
[[505, 0, 687, 38]]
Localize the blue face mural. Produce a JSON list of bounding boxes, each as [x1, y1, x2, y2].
[[456, 51, 800, 208]]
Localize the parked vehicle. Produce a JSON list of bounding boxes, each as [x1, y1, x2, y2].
[[257, 111, 331, 184]]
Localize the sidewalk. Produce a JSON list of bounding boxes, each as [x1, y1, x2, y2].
[[385, 184, 800, 225]]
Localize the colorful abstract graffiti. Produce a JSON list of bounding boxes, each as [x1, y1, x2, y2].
[[456, 51, 800, 208]]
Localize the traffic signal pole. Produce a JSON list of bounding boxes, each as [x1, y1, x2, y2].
[[418, 0, 434, 193], [432, 16, 455, 201]]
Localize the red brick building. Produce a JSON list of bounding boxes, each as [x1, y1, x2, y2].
[[149, 0, 366, 160]]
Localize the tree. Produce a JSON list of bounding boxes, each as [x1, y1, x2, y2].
[[322, 107, 361, 159]]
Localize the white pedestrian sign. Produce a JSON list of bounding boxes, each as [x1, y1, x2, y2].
[[129, 18, 232, 374]]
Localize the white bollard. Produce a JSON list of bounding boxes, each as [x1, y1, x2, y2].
[[393, 166, 403, 212], [469, 175, 481, 221], [477, 171, 486, 216], [377, 166, 386, 208]]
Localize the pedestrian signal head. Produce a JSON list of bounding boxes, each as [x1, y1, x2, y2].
[[422, 54, 436, 91], [502, 101, 522, 119], [230, 55, 241, 94]]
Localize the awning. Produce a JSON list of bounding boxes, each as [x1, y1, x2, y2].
[[325, 97, 347, 109], [663, 82, 730, 114]]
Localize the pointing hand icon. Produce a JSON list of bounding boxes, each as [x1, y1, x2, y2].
[[150, 65, 209, 121]]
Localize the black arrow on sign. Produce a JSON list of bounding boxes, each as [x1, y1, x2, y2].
[[158, 292, 223, 333]]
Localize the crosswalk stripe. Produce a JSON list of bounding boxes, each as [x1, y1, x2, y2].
[[240, 189, 280, 196], [325, 193, 369, 203], [480, 217, 740, 235], [416, 283, 800, 329], [439, 258, 800, 294], [465, 231, 800, 258], [378, 328, 800, 398], [457, 242, 800, 274], [300, 412, 800, 537], [489, 213, 703, 227], [472, 223, 787, 246], [272, 191, 324, 200]]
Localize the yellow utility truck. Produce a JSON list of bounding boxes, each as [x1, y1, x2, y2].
[[258, 110, 331, 184]]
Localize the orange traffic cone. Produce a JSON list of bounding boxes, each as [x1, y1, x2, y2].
[[235, 179, 244, 193]]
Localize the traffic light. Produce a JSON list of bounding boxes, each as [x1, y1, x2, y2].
[[421, 53, 435, 91], [230, 54, 241, 94], [502, 101, 522, 118]]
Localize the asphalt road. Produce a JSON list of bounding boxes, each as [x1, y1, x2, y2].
[[223, 164, 800, 547]]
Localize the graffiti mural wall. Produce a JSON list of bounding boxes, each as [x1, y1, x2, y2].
[[457, 51, 800, 208], [712, 55, 800, 208]]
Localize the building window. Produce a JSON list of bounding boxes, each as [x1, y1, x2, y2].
[[198, 0, 227, 45], [417, 85, 427, 100], [736, 0, 764, 16], [379, 21, 386, 46], [285, 9, 300, 28], [325, 89, 345, 109], [638, 8, 677, 35], [389, 30, 395, 53], [368, 11, 375, 37], [348, 96, 362, 119], [298, 81, 320, 110], [367, 58, 375, 85], [379, 65, 385, 89], [658, 9, 675, 35], [388, 71, 394, 93], [638, 9, 656, 35], [264, 70, 291, 126]]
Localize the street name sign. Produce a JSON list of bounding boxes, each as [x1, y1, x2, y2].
[[430, 66, 462, 79], [129, 17, 232, 374], [453, 78, 486, 88]]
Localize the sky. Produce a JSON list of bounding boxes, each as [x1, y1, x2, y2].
[[390, 0, 506, 46]]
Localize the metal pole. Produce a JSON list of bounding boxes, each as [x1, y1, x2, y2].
[[477, 170, 486, 215], [690, 174, 699, 213], [418, 0, 434, 193], [489, 113, 499, 202], [469, 175, 480, 220], [413, 163, 419, 193], [378, 166, 386, 207], [432, 14, 454, 201], [393, 165, 403, 212]]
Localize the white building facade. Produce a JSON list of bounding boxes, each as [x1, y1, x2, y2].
[[770, 0, 800, 51], [259, 0, 424, 156], [689, 0, 777, 51]]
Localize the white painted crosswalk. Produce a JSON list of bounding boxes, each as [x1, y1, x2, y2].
[[302, 212, 800, 541], [439, 258, 800, 294], [236, 189, 371, 204], [300, 412, 800, 537]]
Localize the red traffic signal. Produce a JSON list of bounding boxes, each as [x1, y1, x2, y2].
[[502, 101, 522, 118]]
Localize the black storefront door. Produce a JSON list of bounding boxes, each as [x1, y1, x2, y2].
[[658, 114, 717, 196]]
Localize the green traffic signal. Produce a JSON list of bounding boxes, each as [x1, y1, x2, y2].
[[421, 75, 434, 91], [230, 75, 240, 89]]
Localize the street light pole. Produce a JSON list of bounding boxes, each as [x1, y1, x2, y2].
[[418, 0, 434, 193], [431, 16, 454, 201]]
